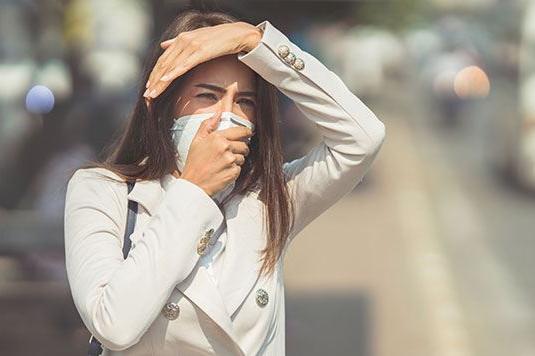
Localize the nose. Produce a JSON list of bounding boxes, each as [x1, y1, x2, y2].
[[215, 100, 247, 121], [214, 93, 254, 124], [216, 96, 234, 115]]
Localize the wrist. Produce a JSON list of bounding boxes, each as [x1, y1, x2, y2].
[[179, 175, 213, 197], [240, 23, 263, 53]]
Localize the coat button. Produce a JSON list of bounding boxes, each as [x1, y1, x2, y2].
[[293, 57, 305, 71], [283, 52, 296, 65], [197, 228, 214, 256], [255, 288, 269, 307], [197, 236, 210, 255], [162, 302, 180, 320], [277, 44, 290, 58]]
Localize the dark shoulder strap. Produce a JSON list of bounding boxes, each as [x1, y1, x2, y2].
[[87, 180, 138, 356], [122, 180, 138, 259]]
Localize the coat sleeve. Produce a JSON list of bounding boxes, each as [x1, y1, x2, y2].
[[64, 168, 224, 350], [237, 20, 386, 247]]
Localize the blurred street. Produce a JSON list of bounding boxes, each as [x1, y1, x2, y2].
[[285, 71, 535, 356]]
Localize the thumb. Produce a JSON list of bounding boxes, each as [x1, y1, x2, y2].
[[198, 110, 223, 137]]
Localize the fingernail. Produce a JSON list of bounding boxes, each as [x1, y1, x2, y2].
[[143, 88, 150, 97], [149, 89, 157, 98], [145, 81, 150, 88]]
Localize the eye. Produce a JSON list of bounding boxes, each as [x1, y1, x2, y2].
[[196, 92, 218, 100], [238, 98, 256, 107]]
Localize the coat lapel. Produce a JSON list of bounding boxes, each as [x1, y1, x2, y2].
[[217, 192, 267, 318], [126, 174, 267, 346]]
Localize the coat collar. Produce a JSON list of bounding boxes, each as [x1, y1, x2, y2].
[[126, 176, 165, 216], [126, 174, 266, 350]]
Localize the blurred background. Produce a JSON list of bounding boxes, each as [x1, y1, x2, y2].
[[1, 0, 534, 355]]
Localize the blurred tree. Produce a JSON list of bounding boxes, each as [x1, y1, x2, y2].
[[354, 0, 432, 30]]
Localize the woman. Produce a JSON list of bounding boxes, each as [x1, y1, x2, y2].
[[64, 8, 386, 356]]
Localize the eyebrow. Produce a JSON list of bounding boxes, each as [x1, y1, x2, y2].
[[194, 83, 256, 97]]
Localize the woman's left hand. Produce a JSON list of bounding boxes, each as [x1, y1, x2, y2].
[[143, 21, 262, 100]]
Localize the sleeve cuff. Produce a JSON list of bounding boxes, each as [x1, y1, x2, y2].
[[237, 20, 270, 62], [165, 178, 224, 235]]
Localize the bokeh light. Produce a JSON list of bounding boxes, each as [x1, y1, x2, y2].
[[25, 85, 55, 114], [454, 65, 490, 99]]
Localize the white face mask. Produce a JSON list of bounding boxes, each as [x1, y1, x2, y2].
[[170, 111, 255, 204]]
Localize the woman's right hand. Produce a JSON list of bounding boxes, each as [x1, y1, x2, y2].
[[179, 110, 253, 197]]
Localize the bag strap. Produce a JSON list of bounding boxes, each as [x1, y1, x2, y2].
[[122, 181, 139, 258], [87, 180, 138, 356]]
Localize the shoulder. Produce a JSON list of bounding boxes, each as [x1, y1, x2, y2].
[[65, 167, 127, 209], [69, 166, 125, 182], [64, 167, 130, 249], [67, 167, 125, 190]]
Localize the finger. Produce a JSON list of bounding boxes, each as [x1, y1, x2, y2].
[[145, 52, 195, 98], [228, 141, 250, 156], [145, 56, 172, 94], [205, 110, 223, 133], [145, 62, 176, 97], [230, 163, 242, 177], [223, 152, 245, 168], [145, 46, 178, 92], [218, 126, 254, 141], [208, 110, 223, 132], [197, 110, 223, 137], [160, 38, 176, 48], [145, 65, 166, 96], [145, 48, 190, 98], [156, 45, 194, 84], [160, 63, 190, 82], [233, 154, 245, 166], [144, 79, 171, 99], [145, 64, 192, 99]]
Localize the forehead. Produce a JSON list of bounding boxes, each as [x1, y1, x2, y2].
[[184, 54, 256, 91]]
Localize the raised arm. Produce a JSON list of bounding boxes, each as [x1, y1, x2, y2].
[[237, 20, 386, 248], [64, 168, 223, 350]]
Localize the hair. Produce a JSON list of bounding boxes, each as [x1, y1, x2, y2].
[[73, 7, 295, 278]]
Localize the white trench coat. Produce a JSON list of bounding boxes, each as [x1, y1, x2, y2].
[[64, 19, 386, 356]]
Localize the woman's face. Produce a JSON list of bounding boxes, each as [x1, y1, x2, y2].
[[173, 54, 257, 125]]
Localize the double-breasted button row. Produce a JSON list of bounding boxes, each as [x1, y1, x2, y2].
[[277, 44, 305, 71], [197, 228, 215, 256], [163, 290, 269, 320], [162, 302, 180, 320]]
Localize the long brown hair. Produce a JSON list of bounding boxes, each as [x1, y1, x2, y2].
[[75, 8, 295, 277]]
